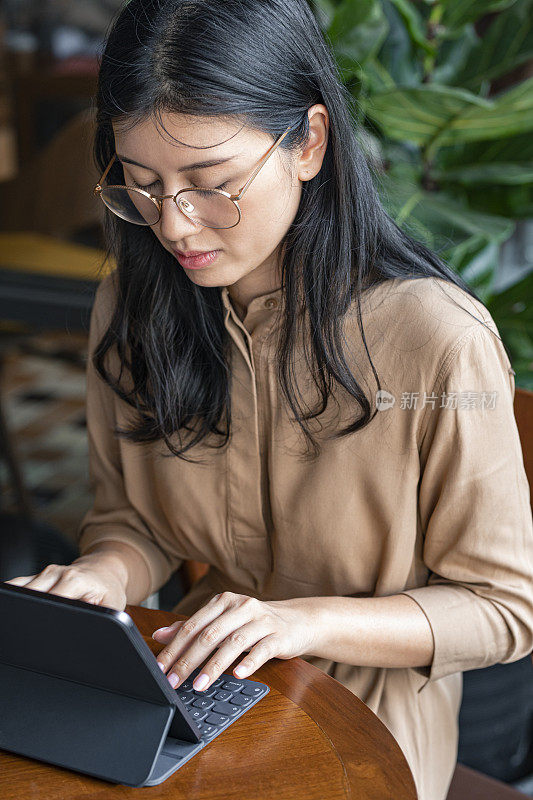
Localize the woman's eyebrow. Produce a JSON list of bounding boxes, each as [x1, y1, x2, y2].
[[116, 154, 238, 172]]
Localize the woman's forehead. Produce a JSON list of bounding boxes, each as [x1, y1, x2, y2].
[[112, 112, 260, 153]]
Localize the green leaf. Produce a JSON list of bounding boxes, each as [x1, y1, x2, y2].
[[387, 0, 436, 54], [362, 83, 492, 146], [447, 239, 499, 299], [452, 76, 533, 145], [453, 0, 533, 91], [511, 363, 533, 390], [485, 269, 533, 387], [377, 0, 423, 86], [439, 0, 518, 30], [486, 268, 533, 321], [362, 77, 533, 153], [361, 57, 397, 92], [428, 179, 533, 219], [432, 163, 533, 185], [431, 24, 479, 85], [461, 185, 533, 219], [328, 0, 389, 74], [437, 130, 533, 168], [327, 0, 375, 39], [377, 174, 514, 260], [503, 328, 533, 359]]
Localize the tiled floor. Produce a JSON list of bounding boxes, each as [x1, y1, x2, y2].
[[0, 329, 184, 610]]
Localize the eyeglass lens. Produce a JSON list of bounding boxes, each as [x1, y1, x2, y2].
[[99, 187, 240, 228]]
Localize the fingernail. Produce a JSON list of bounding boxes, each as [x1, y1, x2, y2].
[[193, 673, 209, 691], [168, 673, 179, 688], [234, 666, 246, 677], [152, 626, 171, 638], [157, 661, 165, 671]]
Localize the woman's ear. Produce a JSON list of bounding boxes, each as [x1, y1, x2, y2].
[[296, 104, 329, 182]]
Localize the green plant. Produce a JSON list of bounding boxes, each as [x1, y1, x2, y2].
[[310, 0, 533, 388]]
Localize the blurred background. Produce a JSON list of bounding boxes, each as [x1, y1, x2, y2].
[[0, 1, 531, 795]]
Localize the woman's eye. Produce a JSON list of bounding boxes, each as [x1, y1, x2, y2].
[[130, 177, 230, 192], [131, 178, 159, 192], [191, 180, 230, 191]]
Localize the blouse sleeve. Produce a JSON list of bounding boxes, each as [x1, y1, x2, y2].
[[76, 274, 183, 597], [400, 321, 533, 690]]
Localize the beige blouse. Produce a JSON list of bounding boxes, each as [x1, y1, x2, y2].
[[77, 271, 533, 800]]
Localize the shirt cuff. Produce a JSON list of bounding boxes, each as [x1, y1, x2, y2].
[[399, 584, 513, 692], [77, 525, 179, 597]]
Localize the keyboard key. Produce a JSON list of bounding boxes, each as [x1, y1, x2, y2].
[[205, 712, 229, 726], [241, 685, 263, 697], [177, 692, 193, 704], [198, 721, 216, 734], [185, 671, 226, 690], [214, 689, 233, 701], [221, 680, 244, 692], [230, 693, 253, 707], [188, 708, 208, 721], [212, 701, 240, 717], [192, 697, 215, 710]]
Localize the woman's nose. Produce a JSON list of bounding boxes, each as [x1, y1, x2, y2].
[[158, 197, 202, 240]]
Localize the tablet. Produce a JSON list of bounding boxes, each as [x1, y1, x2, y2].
[[0, 581, 270, 786]]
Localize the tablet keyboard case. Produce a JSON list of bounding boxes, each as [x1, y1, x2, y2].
[[0, 583, 269, 786]]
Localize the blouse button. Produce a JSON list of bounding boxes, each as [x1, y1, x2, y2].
[[264, 297, 278, 309]]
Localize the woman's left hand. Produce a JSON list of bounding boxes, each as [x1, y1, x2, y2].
[[152, 592, 321, 692]]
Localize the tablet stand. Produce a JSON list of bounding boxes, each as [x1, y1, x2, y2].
[[0, 660, 203, 786]]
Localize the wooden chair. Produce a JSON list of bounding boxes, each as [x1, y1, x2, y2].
[[446, 763, 530, 799], [0, 106, 103, 239], [514, 386, 533, 502], [179, 388, 533, 799]]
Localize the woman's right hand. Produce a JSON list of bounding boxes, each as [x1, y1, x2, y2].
[[4, 556, 128, 611]]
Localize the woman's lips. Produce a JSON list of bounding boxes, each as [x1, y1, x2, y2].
[[173, 249, 221, 269]]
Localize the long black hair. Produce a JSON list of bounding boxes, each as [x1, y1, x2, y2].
[[92, 0, 490, 463]]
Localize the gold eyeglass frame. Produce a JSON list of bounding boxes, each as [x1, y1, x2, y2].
[[93, 123, 294, 229]]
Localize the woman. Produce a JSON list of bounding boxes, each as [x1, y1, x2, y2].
[[8, 1, 533, 798]]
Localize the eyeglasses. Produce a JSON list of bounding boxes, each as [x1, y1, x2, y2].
[[93, 123, 293, 229]]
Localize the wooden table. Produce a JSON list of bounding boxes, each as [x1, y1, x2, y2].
[[0, 605, 417, 800]]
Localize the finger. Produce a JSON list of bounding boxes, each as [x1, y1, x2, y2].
[[48, 582, 100, 602], [18, 565, 64, 593], [4, 575, 37, 586], [152, 594, 226, 642], [164, 600, 264, 688], [78, 594, 98, 604], [152, 621, 185, 641], [191, 622, 274, 691], [231, 632, 280, 680], [156, 594, 233, 672]]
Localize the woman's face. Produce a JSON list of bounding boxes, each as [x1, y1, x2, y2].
[[112, 108, 328, 306]]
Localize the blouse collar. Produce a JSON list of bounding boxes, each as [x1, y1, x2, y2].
[[220, 284, 283, 338]]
